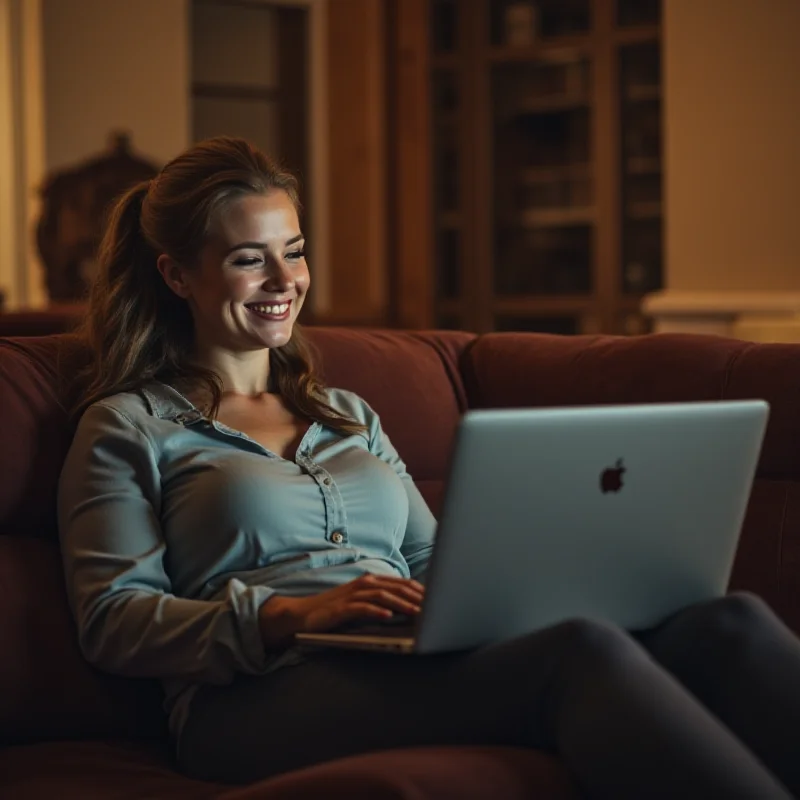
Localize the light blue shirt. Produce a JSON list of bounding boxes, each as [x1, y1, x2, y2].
[[57, 381, 436, 737]]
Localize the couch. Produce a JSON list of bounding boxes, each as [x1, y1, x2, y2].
[[1, 326, 800, 799]]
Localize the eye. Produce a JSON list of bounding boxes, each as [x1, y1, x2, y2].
[[233, 257, 263, 267], [286, 249, 306, 262]]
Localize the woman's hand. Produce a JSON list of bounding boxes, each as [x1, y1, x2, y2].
[[258, 574, 425, 648]]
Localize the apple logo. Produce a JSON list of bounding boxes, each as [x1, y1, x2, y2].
[[600, 459, 626, 493]]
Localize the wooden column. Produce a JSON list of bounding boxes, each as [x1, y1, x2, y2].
[[322, 0, 388, 325], [386, 0, 433, 329]]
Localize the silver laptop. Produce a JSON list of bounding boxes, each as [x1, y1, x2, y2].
[[295, 400, 769, 654]]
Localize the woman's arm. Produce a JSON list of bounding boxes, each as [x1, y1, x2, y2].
[[367, 410, 437, 581], [58, 403, 274, 684]]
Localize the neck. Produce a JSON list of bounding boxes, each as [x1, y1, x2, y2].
[[191, 343, 272, 397]]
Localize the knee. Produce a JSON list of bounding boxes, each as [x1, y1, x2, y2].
[[701, 591, 775, 641], [653, 591, 776, 664], [550, 617, 643, 669]]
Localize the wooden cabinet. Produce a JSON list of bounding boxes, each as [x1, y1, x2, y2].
[[389, 0, 662, 334]]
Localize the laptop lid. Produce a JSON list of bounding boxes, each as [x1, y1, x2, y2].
[[414, 400, 769, 654]]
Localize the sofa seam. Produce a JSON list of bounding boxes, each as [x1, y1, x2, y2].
[[414, 333, 476, 415], [719, 341, 757, 399]]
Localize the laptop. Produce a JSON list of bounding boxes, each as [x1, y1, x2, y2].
[[294, 400, 769, 655]]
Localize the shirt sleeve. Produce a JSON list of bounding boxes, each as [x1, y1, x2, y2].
[[367, 410, 437, 581], [57, 403, 274, 685]]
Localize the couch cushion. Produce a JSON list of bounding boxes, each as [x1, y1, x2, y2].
[[220, 747, 577, 800], [0, 741, 577, 800], [0, 336, 79, 541], [464, 332, 800, 480], [0, 535, 166, 745], [0, 740, 220, 800], [733, 479, 800, 636]]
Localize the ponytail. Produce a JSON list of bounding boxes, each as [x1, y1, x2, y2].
[[69, 181, 198, 419]]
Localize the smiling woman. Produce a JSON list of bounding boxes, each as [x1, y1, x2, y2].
[[69, 135, 357, 432]]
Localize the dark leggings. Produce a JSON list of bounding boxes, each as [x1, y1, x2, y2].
[[178, 593, 800, 797]]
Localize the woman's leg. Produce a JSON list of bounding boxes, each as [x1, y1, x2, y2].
[[638, 591, 800, 796], [178, 618, 790, 797]]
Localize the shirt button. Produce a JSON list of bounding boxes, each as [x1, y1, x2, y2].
[[323, 476, 332, 486], [331, 531, 344, 544]]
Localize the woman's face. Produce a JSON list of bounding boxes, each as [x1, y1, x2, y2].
[[168, 190, 310, 353]]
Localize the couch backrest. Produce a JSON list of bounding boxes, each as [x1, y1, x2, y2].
[[2, 327, 800, 747], [463, 332, 800, 629]]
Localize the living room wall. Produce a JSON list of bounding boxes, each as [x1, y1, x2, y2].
[[41, 0, 190, 173], [664, 0, 800, 293]]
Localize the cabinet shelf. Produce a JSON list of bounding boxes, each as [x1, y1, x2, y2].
[[505, 94, 591, 117], [434, 111, 459, 127], [626, 156, 661, 175], [487, 37, 591, 63], [614, 25, 661, 45], [511, 207, 597, 227], [517, 163, 591, 182], [624, 85, 661, 102], [431, 53, 459, 69], [493, 295, 594, 314], [437, 211, 462, 228], [626, 201, 662, 220]]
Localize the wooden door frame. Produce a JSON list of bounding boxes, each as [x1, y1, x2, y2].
[[386, 0, 434, 329]]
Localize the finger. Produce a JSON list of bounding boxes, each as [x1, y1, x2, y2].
[[356, 589, 423, 616], [337, 602, 394, 624], [359, 574, 425, 593], [356, 577, 425, 603], [356, 583, 424, 608]]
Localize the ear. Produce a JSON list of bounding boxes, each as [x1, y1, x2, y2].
[[156, 254, 192, 299]]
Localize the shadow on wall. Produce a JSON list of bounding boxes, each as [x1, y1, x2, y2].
[[36, 131, 159, 303]]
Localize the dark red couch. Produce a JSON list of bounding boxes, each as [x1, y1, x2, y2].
[[1, 327, 800, 799]]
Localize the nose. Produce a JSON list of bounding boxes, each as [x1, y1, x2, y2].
[[261, 258, 295, 293]]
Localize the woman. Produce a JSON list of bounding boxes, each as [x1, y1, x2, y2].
[[59, 137, 800, 797]]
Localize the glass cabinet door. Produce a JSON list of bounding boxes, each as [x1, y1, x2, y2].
[[492, 56, 593, 297], [421, 0, 663, 336], [431, 0, 464, 329], [618, 1, 662, 298]]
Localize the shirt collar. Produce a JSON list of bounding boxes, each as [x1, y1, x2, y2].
[[140, 381, 204, 424]]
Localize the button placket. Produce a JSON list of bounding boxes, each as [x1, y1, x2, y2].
[[299, 453, 348, 545]]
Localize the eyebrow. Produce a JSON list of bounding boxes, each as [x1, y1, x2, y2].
[[224, 234, 304, 256]]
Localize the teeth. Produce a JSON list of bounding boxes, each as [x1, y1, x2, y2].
[[250, 303, 289, 315]]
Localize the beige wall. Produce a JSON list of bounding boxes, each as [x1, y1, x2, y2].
[[41, 0, 190, 172], [664, 0, 800, 291], [0, 0, 45, 309]]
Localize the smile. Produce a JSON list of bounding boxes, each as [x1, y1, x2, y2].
[[246, 301, 292, 320]]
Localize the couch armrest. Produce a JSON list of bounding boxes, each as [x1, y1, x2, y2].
[[219, 747, 577, 800]]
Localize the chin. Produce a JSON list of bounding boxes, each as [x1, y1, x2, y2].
[[252, 326, 295, 350]]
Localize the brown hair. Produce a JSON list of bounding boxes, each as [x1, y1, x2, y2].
[[70, 136, 364, 434]]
